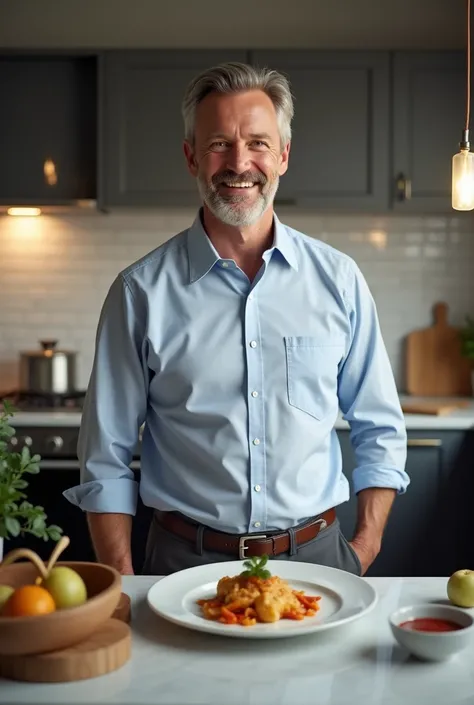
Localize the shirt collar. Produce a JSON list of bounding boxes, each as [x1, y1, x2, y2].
[[269, 213, 299, 271], [187, 211, 221, 284], [186, 210, 299, 284]]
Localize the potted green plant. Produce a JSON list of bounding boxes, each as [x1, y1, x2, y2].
[[460, 315, 474, 396], [0, 400, 62, 561]]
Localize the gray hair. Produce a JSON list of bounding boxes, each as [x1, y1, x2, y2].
[[182, 62, 294, 149]]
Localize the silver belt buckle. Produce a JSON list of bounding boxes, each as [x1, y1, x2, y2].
[[238, 534, 267, 560]]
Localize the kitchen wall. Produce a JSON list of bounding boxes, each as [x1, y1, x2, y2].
[[0, 208, 473, 392]]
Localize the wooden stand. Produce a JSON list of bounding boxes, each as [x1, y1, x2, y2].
[[0, 593, 132, 683]]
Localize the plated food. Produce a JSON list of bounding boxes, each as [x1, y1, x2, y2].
[[197, 555, 321, 626]]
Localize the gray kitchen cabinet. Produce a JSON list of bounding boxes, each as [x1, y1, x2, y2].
[[392, 52, 467, 213], [102, 50, 248, 207], [336, 429, 469, 578], [0, 55, 97, 206], [249, 51, 390, 211]]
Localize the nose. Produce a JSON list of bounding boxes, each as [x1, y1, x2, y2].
[[225, 143, 251, 174]]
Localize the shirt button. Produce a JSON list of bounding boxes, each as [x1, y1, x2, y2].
[[251, 391, 258, 398], [221, 262, 229, 268], [253, 438, 260, 446], [249, 340, 257, 348], [254, 485, 261, 492], [253, 521, 261, 528]]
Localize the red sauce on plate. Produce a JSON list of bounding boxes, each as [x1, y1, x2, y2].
[[399, 618, 463, 632]]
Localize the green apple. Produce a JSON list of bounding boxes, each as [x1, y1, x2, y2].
[[43, 567, 87, 609], [447, 569, 474, 607], [0, 585, 15, 611]]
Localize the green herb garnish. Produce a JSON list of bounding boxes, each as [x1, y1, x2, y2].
[[240, 554, 272, 579]]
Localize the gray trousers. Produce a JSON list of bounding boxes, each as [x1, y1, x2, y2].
[[141, 512, 362, 577]]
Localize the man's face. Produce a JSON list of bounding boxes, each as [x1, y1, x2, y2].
[[184, 90, 290, 227]]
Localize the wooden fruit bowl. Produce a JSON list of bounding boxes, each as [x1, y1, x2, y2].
[[0, 560, 122, 657]]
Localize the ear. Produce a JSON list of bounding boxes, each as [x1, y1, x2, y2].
[[278, 141, 291, 177], [183, 141, 198, 177]]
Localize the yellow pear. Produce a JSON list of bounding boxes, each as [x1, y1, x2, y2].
[[43, 567, 87, 609], [0, 585, 15, 611]]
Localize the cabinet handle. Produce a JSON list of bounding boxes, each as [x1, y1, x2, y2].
[[407, 439, 442, 447], [395, 173, 412, 201]]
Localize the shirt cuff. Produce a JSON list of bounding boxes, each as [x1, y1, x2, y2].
[[352, 465, 410, 495], [62, 478, 139, 515]]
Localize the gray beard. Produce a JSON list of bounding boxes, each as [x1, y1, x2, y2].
[[197, 177, 280, 227]]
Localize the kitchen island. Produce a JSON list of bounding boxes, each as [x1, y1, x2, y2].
[[1, 575, 474, 705]]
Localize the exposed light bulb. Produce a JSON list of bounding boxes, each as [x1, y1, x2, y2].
[[452, 0, 473, 210], [452, 137, 474, 211]]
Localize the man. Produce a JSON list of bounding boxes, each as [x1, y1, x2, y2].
[[64, 62, 409, 577]]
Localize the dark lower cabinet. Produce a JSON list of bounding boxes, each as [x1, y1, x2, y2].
[[336, 429, 471, 578]]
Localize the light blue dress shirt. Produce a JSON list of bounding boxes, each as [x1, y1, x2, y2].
[[64, 210, 409, 534]]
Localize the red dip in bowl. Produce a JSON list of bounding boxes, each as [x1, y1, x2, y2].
[[399, 618, 463, 633]]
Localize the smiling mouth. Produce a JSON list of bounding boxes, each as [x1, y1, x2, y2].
[[220, 182, 258, 189]]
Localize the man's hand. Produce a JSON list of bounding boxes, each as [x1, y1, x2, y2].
[[349, 487, 397, 575], [349, 536, 381, 576]]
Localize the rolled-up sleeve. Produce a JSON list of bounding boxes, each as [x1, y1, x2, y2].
[[63, 275, 148, 514], [338, 262, 409, 495]]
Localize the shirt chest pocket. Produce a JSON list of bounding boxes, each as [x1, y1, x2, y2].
[[284, 336, 345, 420]]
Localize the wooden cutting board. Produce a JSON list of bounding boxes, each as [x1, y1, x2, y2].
[[0, 593, 132, 683], [406, 302, 472, 396], [401, 400, 470, 415]]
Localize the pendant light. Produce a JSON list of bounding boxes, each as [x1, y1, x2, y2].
[[452, 0, 474, 210]]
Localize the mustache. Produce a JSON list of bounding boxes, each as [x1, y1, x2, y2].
[[212, 170, 267, 186]]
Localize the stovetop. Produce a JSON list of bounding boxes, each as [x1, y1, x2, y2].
[[0, 389, 86, 412]]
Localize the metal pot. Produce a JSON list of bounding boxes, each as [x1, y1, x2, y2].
[[19, 340, 77, 394]]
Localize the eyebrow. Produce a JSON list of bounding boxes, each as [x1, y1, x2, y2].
[[248, 133, 272, 141], [207, 132, 273, 142]]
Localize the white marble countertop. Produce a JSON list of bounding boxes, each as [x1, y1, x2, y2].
[[8, 397, 474, 430], [2, 575, 474, 705]]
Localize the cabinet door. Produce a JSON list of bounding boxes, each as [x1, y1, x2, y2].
[[102, 50, 248, 207], [250, 51, 390, 211], [367, 435, 443, 577], [392, 52, 466, 212], [336, 430, 447, 578], [0, 56, 97, 205], [3, 469, 96, 564]]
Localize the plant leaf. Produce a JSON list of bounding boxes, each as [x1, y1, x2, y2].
[[21, 445, 31, 465], [5, 516, 21, 537], [19, 500, 33, 511], [12, 479, 28, 490], [32, 516, 46, 531]]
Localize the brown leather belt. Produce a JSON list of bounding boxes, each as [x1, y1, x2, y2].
[[156, 508, 336, 560]]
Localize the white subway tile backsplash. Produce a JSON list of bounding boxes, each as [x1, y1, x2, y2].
[[0, 209, 473, 392]]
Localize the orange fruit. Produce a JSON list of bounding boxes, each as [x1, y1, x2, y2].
[[2, 585, 56, 617]]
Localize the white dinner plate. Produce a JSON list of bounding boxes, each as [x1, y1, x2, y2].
[[146, 560, 378, 639]]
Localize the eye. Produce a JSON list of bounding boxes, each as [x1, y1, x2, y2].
[[250, 140, 269, 149], [210, 141, 229, 151]]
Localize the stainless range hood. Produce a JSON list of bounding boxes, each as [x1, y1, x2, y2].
[[0, 54, 98, 214]]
